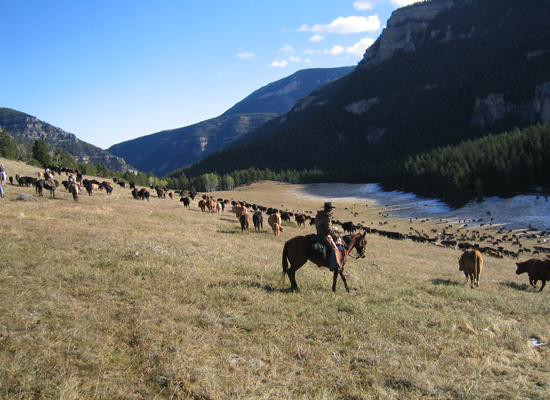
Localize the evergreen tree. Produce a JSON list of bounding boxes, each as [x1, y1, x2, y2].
[[31, 139, 52, 167], [0, 128, 17, 159]]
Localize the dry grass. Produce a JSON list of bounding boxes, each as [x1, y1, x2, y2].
[[0, 158, 549, 399]]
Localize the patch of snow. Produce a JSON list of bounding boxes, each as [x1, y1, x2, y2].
[[297, 183, 550, 231]]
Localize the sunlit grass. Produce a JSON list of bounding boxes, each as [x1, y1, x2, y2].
[[0, 158, 549, 399]]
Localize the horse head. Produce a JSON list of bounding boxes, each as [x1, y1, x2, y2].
[[344, 231, 368, 259]]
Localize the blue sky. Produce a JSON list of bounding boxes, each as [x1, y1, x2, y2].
[[1, 0, 417, 149]]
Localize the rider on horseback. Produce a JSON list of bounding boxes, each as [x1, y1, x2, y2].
[[315, 202, 345, 272]]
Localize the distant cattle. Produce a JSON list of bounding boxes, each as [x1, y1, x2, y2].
[[295, 214, 306, 228], [342, 221, 357, 234], [132, 188, 140, 200], [69, 183, 79, 201], [280, 212, 291, 222], [515, 258, 550, 291], [252, 211, 263, 233], [180, 197, 191, 209], [138, 188, 150, 201], [207, 199, 216, 213], [240, 213, 250, 234], [198, 199, 207, 212], [458, 249, 483, 288]]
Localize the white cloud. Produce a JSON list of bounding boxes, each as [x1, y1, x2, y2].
[[310, 34, 325, 43], [346, 37, 376, 56], [299, 15, 380, 34], [237, 51, 255, 60], [326, 45, 345, 55], [353, 0, 375, 10], [289, 56, 301, 62], [269, 59, 288, 68], [390, 0, 419, 6], [279, 44, 295, 54], [302, 48, 316, 55]]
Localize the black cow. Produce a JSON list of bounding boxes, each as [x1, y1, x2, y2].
[[342, 221, 357, 234], [138, 188, 150, 201], [252, 211, 263, 233], [516, 258, 550, 291], [180, 196, 191, 209]]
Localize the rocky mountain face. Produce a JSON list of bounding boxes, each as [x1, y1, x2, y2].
[[108, 66, 354, 175], [108, 113, 277, 177], [0, 108, 128, 171], [180, 0, 550, 180], [360, 0, 455, 69]]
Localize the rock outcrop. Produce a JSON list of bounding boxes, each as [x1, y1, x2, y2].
[[359, 1, 455, 69], [469, 82, 550, 127], [0, 109, 129, 171]]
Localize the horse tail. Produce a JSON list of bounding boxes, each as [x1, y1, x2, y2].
[[282, 240, 290, 277]]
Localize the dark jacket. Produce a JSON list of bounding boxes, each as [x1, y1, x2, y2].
[[315, 210, 335, 237]]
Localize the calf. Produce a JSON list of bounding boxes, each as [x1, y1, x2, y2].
[[458, 249, 483, 288], [516, 258, 550, 291]]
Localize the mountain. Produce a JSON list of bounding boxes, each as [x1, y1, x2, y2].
[[221, 66, 355, 116], [178, 0, 550, 183], [0, 108, 128, 171], [107, 66, 354, 176]]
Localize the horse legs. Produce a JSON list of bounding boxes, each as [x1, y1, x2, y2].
[[287, 268, 299, 292], [332, 269, 350, 292]]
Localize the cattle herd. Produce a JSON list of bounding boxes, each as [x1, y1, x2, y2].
[[3, 165, 550, 292]]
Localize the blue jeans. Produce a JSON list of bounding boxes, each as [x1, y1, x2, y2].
[[330, 244, 343, 270]]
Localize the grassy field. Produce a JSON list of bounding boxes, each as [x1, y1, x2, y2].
[[0, 158, 549, 399]]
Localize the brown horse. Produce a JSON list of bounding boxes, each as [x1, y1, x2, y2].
[[282, 231, 368, 292]]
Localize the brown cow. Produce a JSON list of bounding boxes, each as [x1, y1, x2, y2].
[[207, 199, 216, 213], [272, 222, 284, 236], [198, 199, 207, 212], [268, 213, 281, 230], [515, 258, 550, 291], [240, 213, 250, 234], [295, 214, 306, 228], [458, 249, 483, 288], [233, 205, 247, 219]]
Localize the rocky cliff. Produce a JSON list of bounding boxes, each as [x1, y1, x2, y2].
[[0, 108, 128, 171], [470, 82, 550, 127], [360, 0, 455, 69]]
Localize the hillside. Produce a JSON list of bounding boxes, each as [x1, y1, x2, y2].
[[108, 113, 277, 177], [1, 160, 549, 398], [179, 0, 550, 191], [0, 108, 128, 171], [221, 66, 354, 116], [107, 67, 354, 176]]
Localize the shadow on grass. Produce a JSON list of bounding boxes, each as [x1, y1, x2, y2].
[[499, 280, 532, 291], [217, 229, 240, 234], [430, 278, 460, 286]]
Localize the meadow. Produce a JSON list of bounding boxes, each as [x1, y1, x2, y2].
[[0, 158, 549, 399]]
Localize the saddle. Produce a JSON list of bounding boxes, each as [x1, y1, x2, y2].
[[305, 234, 328, 260]]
